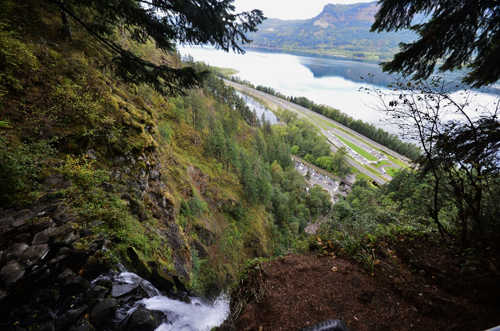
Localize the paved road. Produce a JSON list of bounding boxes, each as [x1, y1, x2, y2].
[[225, 80, 399, 185], [225, 80, 411, 162]]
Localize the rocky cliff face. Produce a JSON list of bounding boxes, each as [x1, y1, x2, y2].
[[0, 2, 273, 329], [313, 2, 378, 27], [0, 148, 194, 330]]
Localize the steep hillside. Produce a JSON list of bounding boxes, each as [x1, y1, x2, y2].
[[247, 2, 415, 61], [220, 173, 500, 330], [0, 1, 334, 329]]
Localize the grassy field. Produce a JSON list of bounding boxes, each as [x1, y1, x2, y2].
[[335, 134, 378, 162], [376, 160, 391, 167], [213, 66, 239, 77], [385, 167, 400, 177]]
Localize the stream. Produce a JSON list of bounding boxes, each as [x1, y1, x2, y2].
[[93, 271, 229, 331], [140, 295, 229, 331]]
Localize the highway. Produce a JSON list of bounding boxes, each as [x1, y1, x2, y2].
[[225, 80, 410, 184]]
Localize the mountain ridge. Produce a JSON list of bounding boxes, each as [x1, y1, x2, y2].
[[247, 2, 413, 61], [313, 1, 378, 26]]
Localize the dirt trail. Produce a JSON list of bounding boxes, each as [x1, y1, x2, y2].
[[225, 254, 499, 331]]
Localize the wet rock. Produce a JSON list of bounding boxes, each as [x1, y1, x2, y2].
[[149, 262, 175, 295], [49, 225, 79, 245], [0, 288, 8, 301], [59, 231, 79, 245], [21, 244, 50, 266], [112, 282, 139, 298], [6, 243, 29, 260], [127, 247, 150, 278], [12, 218, 28, 228], [14, 232, 32, 244], [58, 267, 75, 280], [90, 298, 118, 326], [48, 253, 68, 266], [32, 320, 55, 331], [13, 209, 35, 226], [0, 215, 14, 232], [64, 275, 90, 295], [52, 206, 72, 224], [93, 277, 113, 289], [0, 260, 25, 286], [125, 307, 163, 331], [69, 318, 96, 331], [33, 229, 51, 245], [111, 272, 159, 300], [36, 289, 60, 306], [48, 225, 71, 239], [56, 306, 88, 331], [89, 285, 110, 299], [30, 217, 56, 233]]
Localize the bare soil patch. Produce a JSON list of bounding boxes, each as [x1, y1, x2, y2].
[[222, 247, 499, 331]]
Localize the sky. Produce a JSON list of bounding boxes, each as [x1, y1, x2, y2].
[[234, 0, 376, 20]]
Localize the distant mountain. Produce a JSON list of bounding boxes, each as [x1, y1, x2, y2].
[[247, 2, 415, 62]]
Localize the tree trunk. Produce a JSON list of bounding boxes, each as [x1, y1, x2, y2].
[[430, 174, 448, 239], [60, 5, 72, 41]]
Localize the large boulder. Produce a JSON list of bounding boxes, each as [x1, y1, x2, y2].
[[90, 298, 118, 326], [69, 318, 96, 331], [56, 306, 88, 331], [0, 260, 25, 287], [125, 307, 163, 331], [21, 244, 50, 267]]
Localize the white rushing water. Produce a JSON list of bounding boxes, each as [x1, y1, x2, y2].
[[94, 271, 230, 331], [140, 295, 230, 331]]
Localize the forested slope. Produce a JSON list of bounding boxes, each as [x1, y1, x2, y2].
[[247, 2, 415, 61], [0, 2, 332, 329]]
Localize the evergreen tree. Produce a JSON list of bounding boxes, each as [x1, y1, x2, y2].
[[371, 0, 500, 87], [50, 0, 264, 94]]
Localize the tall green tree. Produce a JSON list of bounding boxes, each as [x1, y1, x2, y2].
[[371, 0, 500, 87], [50, 0, 264, 94]]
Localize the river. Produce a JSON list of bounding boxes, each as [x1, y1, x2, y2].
[[179, 46, 499, 134]]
